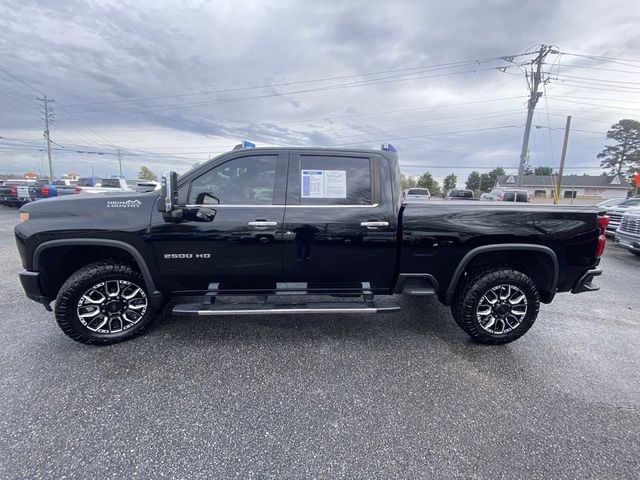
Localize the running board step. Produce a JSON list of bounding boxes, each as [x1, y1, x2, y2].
[[173, 301, 401, 316], [402, 286, 436, 296]]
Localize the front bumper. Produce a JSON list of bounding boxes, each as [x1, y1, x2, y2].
[[571, 267, 602, 294], [614, 232, 640, 253], [18, 270, 51, 310]]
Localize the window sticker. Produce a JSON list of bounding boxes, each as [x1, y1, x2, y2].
[[323, 170, 347, 198], [301, 169, 348, 198], [301, 170, 324, 198]]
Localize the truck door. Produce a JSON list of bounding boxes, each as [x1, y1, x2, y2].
[[150, 151, 289, 293], [281, 151, 397, 293]]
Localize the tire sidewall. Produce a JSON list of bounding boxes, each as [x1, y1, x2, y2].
[[56, 265, 153, 344], [458, 269, 540, 344]]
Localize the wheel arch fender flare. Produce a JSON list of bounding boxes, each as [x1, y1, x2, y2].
[[33, 239, 164, 308], [444, 243, 559, 305]]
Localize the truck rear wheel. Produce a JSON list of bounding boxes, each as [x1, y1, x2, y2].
[[55, 260, 155, 344], [452, 268, 540, 345]]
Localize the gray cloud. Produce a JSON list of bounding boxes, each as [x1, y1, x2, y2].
[[0, 0, 639, 183]]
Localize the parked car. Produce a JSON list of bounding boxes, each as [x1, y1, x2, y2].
[[74, 177, 132, 194], [16, 147, 607, 346], [496, 189, 529, 203], [614, 208, 640, 256], [597, 197, 628, 209], [126, 179, 160, 193], [29, 179, 78, 200], [444, 189, 475, 200], [403, 187, 431, 203], [0, 179, 36, 207], [603, 198, 640, 236]]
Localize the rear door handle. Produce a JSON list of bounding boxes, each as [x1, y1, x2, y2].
[[248, 221, 278, 229], [361, 221, 389, 229]]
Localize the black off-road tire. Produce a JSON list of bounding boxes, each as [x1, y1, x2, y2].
[[55, 260, 156, 345], [451, 267, 540, 345]]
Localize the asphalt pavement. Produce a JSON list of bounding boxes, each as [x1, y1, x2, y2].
[[0, 205, 638, 479]]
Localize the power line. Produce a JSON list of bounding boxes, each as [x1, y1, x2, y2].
[[0, 67, 44, 95], [56, 64, 523, 120], [545, 97, 640, 112], [560, 52, 640, 70], [60, 56, 518, 109], [327, 125, 522, 147], [558, 63, 640, 75]]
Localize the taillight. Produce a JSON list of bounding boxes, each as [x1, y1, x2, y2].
[[74, 186, 82, 194], [42, 186, 49, 197], [597, 215, 610, 234], [10, 186, 17, 195], [595, 215, 609, 257]]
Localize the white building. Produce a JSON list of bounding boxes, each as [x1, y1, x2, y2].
[[496, 174, 632, 200]]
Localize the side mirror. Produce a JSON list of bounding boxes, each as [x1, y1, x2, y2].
[[158, 171, 179, 212]]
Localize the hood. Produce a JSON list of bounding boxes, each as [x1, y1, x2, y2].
[[21, 191, 158, 215], [19, 192, 160, 237]]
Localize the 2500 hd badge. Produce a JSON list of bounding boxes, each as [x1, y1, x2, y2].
[[15, 146, 607, 346], [164, 253, 212, 259]]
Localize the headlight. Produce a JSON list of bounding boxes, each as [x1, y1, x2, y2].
[[20, 212, 29, 222]]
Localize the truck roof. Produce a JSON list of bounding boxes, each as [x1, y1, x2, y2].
[[214, 147, 398, 161]]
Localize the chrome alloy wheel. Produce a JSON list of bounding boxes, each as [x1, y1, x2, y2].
[[476, 284, 528, 335], [76, 280, 148, 334]]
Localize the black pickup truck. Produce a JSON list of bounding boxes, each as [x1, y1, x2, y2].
[[15, 147, 608, 345]]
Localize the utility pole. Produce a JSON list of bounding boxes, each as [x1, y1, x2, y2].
[[37, 95, 55, 180], [117, 148, 123, 177], [554, 115, 572, 205], [517, 45, 556, 186]]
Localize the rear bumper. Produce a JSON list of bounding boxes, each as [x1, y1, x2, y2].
[[571, 267, 602, 294], [18, 270, 51, 309]]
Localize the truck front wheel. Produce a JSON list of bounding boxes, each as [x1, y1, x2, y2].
[[452, 268, 540, 345], [55, 260, 156, 344]]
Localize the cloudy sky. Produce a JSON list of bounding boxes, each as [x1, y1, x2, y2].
[[1, 0, 639, 184]]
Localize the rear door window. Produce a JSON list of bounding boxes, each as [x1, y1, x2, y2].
[[296, 155, 372, 205]]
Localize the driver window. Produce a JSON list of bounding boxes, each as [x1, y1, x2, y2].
[[189, 155, 278, 205]]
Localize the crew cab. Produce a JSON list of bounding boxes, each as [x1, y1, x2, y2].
[[15, 147, 608, 346]]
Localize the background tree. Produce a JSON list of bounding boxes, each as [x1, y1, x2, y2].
[[400, 173, 417, 190], [466, 171, 481, 191], [416, 171, 441, 196], [443, 173, 457, 194], [138, 166, 157, 181], [597, 119, 640, 176], [476, 166, 505, 193], [533, 166, 554, 176]]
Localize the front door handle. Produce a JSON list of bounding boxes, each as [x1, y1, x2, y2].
[[248, 220, 278, 229], [361, 221, 389, 229]]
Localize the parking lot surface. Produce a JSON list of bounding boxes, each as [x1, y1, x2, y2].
[[0, 205, 639, 479]]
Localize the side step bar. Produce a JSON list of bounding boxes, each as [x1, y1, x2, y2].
[[173, 301, 401, 316]]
